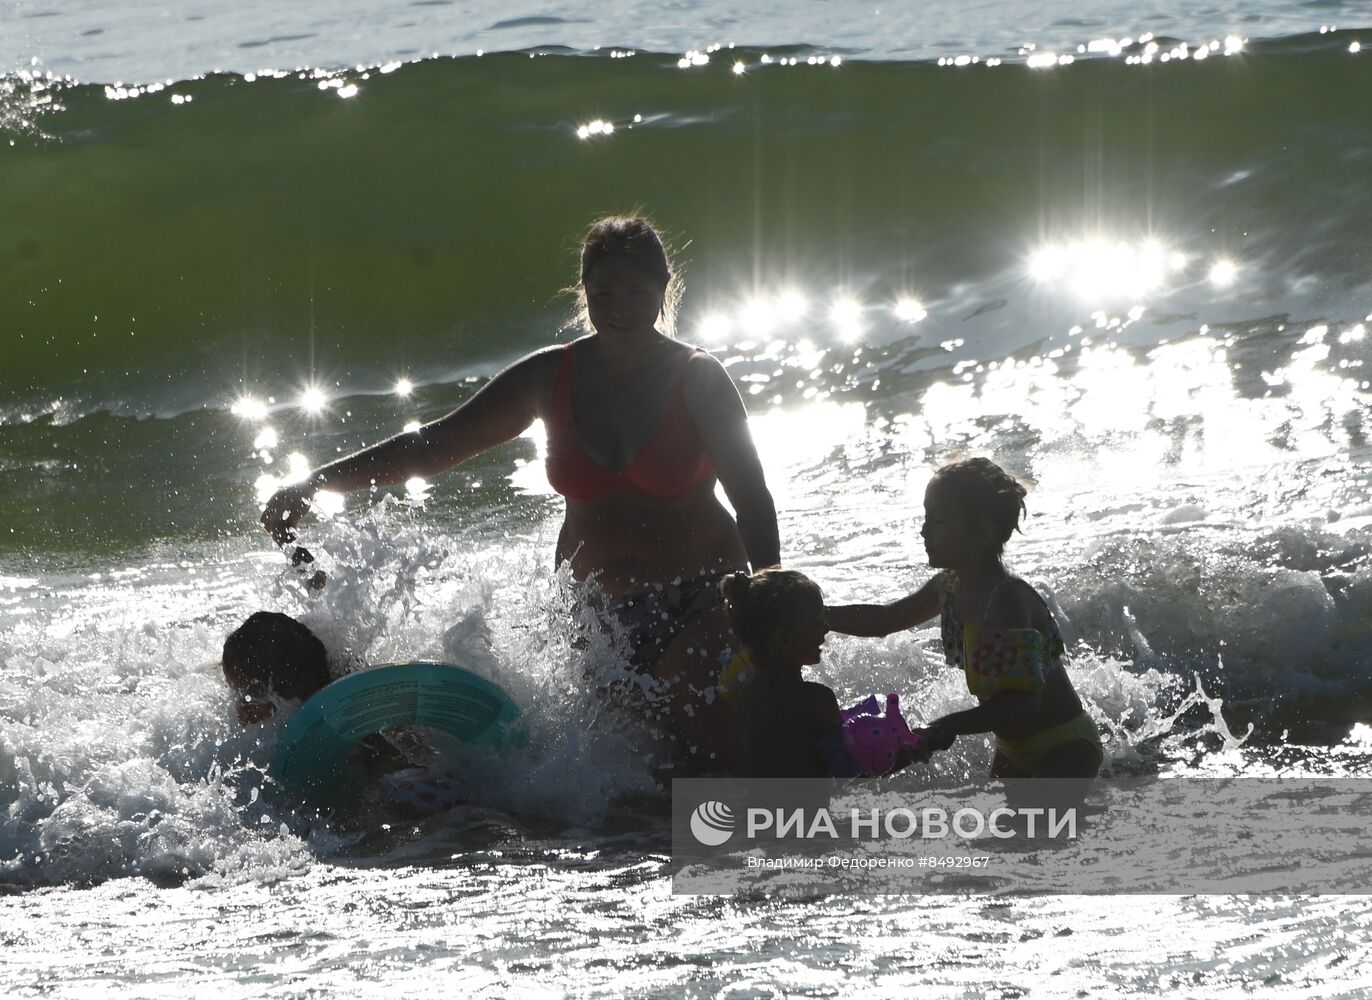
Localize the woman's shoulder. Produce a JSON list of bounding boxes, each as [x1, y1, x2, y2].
[[504, 341, 573, 375], [679, 344, 722, 375], [504, 341, 577, 399], [680, 347, 739, 411]]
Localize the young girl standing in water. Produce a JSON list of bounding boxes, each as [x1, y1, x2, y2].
[[826, 458, 1102, 778], [722, 568, 927, 780], [721, 569, 841, 779]]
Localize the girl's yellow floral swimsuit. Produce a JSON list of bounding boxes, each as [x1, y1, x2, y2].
[[937, 571, 1102, 774]]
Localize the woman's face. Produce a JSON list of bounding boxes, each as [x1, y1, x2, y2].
[[583, 254, 667, 336]]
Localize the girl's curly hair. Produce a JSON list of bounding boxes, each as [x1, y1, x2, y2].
[[931, 457, 1029, 558]]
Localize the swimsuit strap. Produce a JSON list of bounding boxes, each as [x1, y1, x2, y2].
[[989, 574, 1068, 672], [552, 340, 578, 418], [979, 574, 1016, 627]]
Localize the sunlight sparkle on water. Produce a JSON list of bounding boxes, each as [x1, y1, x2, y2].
[[286, 452, 312, 482], [739, 298, 779, 335], [312, 490, 345, 516], [1029, 240, 1172, 300], [745, 401, 869, 508], [299, 386, 328, 413], [699, 290, 811, 345], [697, 313, 734, 347], [1209, 259, 1237, 287], [231, 395, 269, 420], [395, 378, 413, 396], [576, 120, 614, 140], [829, 299, 863, 341], [914, 314, 1368, 500], [893, 298, 927, 323], [252, 451, 318, 503], [777, 290, 808, 320]]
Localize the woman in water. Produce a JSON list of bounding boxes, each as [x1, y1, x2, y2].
[[261, 216, 778, 767]]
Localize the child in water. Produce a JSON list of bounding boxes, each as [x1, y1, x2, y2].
[[721, 569, 838, 779], [722, 568, 925, 780], [220, 611, 410, 774], [826, 458, 1103, 779], [221, 611, 332, 725]]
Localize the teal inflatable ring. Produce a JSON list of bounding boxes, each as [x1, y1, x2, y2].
[[270, 661, 523, 793]]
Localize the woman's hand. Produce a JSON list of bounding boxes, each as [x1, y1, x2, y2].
[[260, 482, 318, 545]]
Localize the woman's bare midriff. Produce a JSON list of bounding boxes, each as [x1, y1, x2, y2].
[[554, 478, 749, 595]]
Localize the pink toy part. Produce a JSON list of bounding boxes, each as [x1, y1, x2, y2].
[[840, 693, 930, 777]]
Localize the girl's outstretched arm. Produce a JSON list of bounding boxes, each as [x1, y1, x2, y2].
[[825, 575, 942, 637]]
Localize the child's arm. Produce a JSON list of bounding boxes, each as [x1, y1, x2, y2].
[[927, 690, 1041, 743], [825, 574, 942, 637]]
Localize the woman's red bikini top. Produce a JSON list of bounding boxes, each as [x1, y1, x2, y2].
[[545, 341, 715, 501]]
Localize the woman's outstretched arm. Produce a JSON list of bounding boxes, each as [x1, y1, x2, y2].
[[261, 348, 553, 543], [686, 353, 781, 570]]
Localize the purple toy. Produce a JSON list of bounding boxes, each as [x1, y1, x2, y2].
[[840, 693, 929, 777], [840, 694, 881, 723]]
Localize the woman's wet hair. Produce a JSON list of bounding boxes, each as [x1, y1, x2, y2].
[[931, 457, 1029, 558], [221, 611, 330, 700], [567, 214, 682, 334], [720, 568, 824, 657]]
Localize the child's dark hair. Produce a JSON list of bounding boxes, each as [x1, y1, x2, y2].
[[221, 611, 330, 699], [720, 568, 823, 656], [931, 458, 1029, 557], [567, 215, 681, 334]]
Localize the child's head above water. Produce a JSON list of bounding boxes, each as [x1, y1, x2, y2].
[[721, 568, 828, 669], [922, 457, 1028, 569], [221, 611, 330, 723]]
